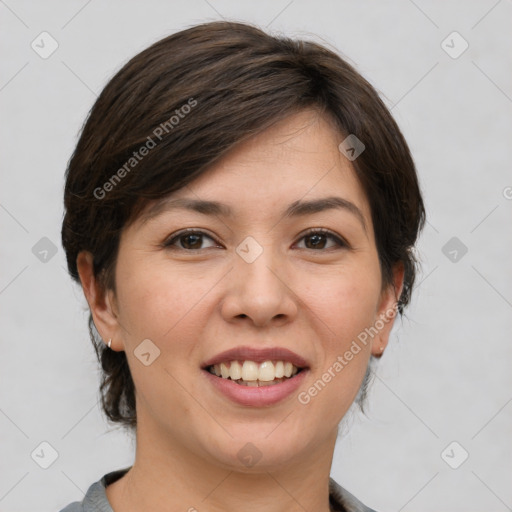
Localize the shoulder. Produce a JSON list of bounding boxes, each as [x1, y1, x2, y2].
[[58, 501, 83, 512], [57, 480, 108, 512], [59, 470, 374, 512], [57, 467, 131, 512], [329, 477, 379, 512]]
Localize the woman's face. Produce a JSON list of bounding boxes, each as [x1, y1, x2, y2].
[[95, 109, 401, 471]]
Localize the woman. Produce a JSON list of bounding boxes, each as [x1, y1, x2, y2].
[[59, 21, 425, 512]]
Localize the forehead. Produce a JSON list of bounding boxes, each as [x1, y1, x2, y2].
[[136, 109, 372, 229]]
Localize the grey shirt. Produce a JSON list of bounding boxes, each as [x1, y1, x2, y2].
[[59, 467, 378, 512]]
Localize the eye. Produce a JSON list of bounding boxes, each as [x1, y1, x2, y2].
[[162, 228, 348, 252], [295, 228, 348, 250], [163, 229, 220, 251]]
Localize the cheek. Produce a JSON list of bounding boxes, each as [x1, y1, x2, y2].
[[115, 256, 222, 345], [296, 264, 380, 414], [113, 259, 213, 415], [305, 263, 382, 343]]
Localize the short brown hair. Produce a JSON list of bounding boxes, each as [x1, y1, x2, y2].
[[62, 21, 425, 431]]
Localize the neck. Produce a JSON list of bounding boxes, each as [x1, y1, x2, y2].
[[107, 417, 338, 512]]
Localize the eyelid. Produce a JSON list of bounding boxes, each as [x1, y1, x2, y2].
[[163, 227, 349, 251], [294, 227, 349, 249], [162, 228, 222, 249]]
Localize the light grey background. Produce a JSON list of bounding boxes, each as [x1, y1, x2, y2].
[[1, 1, 511, 511]]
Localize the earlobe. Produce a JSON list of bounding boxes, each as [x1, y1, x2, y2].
[[76, 251, 120, 346], [371, 262, 405, 357]]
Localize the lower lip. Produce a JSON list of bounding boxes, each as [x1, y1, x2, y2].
[[202, 369, 308, 407]]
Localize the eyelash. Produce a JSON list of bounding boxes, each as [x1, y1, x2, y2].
[[162, 228, 349, 252]]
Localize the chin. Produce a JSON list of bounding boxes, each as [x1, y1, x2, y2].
[[200, 426, 312, 472]]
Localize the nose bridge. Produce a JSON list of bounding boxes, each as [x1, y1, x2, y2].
[[239, 241, 281, 291], [222, 235, 297, 326]]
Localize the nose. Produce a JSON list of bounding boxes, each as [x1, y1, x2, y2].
[[220, 243, 298, 328]]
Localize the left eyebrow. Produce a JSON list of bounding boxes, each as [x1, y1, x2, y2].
[[140, 196, 367, 233], [282, 196, 367, 233]]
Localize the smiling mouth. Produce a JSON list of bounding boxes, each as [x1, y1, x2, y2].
[[206, 360, 305, 387]]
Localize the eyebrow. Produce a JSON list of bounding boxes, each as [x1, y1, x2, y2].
[[141, 196, 367, 232]]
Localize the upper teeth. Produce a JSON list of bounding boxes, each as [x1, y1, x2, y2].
[[210, 360, 299, 381]]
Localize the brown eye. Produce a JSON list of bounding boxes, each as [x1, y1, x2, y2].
[[164, 230, 218, 251], [296, 229, 347, 250], [179, 233, 203, 250], [304, 233, 328, 249]]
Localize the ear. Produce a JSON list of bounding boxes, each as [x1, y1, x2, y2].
[[76, 251, 121, 351], [371, 262, 405, 358]]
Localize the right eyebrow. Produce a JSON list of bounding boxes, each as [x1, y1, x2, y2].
[[139, 196, 367, 233], [139, 198, 233, 225]]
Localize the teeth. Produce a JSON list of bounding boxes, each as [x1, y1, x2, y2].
[[220, 362, 230, 379], [233, 377, 287, 387], [241, 361, 259, 381], [258, 361, 275, 382], [209, 360, 301, 383], [230, 361, 242, 380]]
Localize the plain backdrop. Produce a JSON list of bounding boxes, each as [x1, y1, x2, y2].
[[1, 1, 511, 511]]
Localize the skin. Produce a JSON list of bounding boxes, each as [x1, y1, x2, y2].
[[77, 108, 404, 512]]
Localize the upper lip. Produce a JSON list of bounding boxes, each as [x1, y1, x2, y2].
[[202, 346, 309, 369]]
